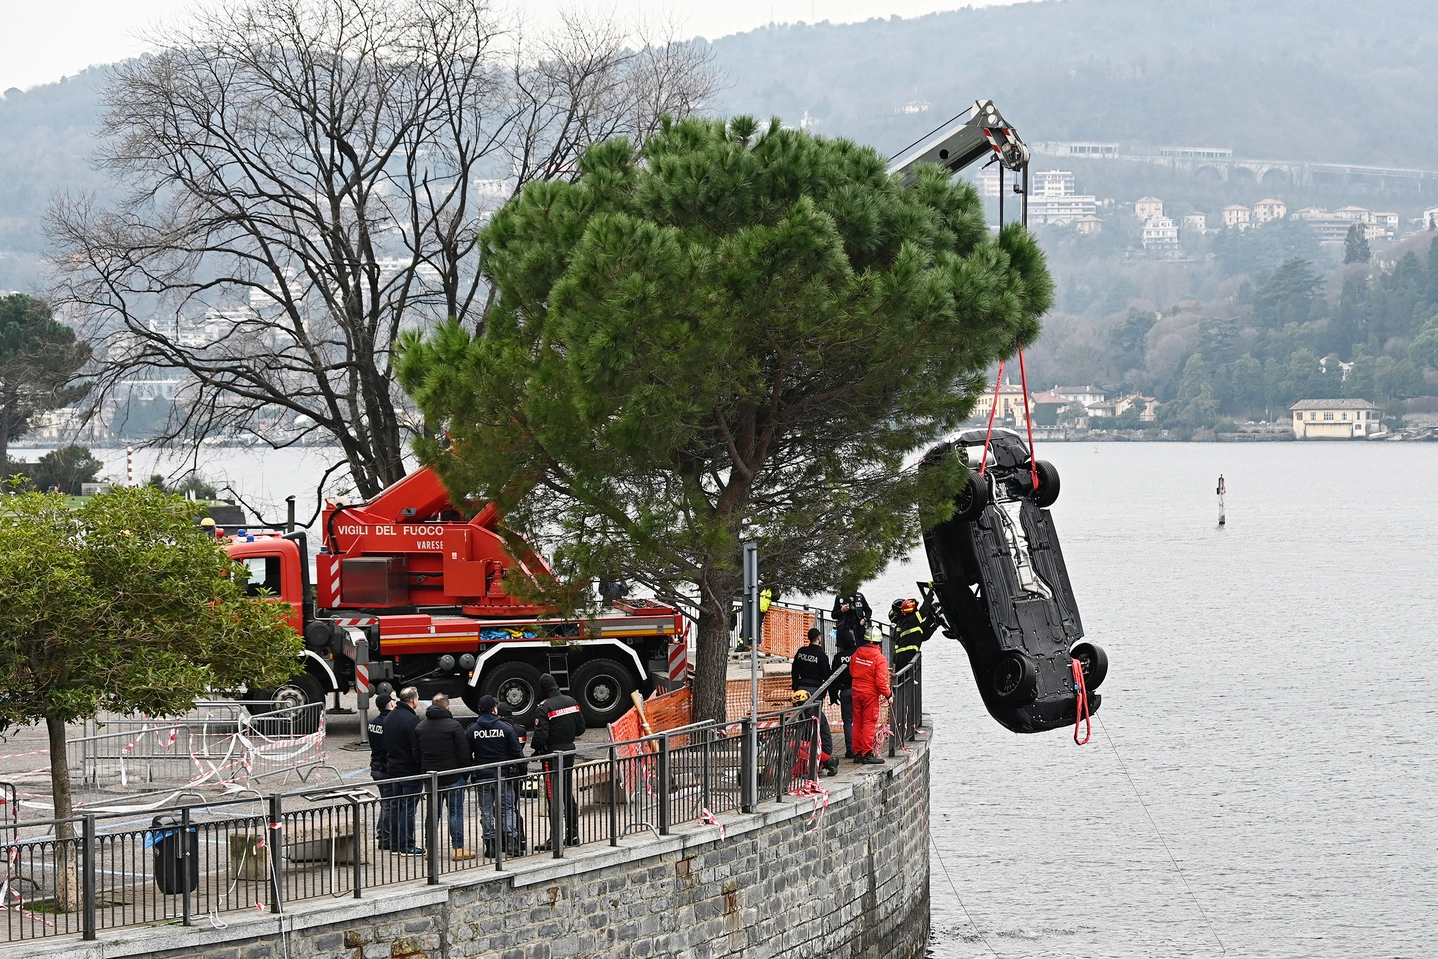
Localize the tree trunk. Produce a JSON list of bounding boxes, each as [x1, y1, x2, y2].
[[45, 714, 80, 912], [0, 408, 9, 482], [691, 568, 742, 724]]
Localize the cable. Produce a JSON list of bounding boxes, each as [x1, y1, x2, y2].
[[1017, 346, 1038, 490], [1096, 715, 1226, 955], [912, 759, 1001, 959], [979, 360, 1005, 476]]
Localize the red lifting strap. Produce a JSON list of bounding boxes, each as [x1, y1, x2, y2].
[[979, 359, 1004, 476], [1017, 345, 1038, 490], [1070, 657, 1091, 745]]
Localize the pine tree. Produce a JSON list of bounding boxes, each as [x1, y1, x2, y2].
[[1344, 223, 1371, 264], [398, 116, 1052, 721]]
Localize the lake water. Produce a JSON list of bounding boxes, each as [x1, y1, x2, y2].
[[38, 441, 1438, 958]]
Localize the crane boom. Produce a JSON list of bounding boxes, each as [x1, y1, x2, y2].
[[886, 99, 1030, 184]]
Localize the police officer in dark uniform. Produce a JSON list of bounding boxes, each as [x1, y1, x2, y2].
[[531, 673, 585, 849], [466, 695, 525, 857], [791, 628, 839, 776], [833, 630, 857, 758], [368, 692, 395, 848], [833, 592, 872, 647]]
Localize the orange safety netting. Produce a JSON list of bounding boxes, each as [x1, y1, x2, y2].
[[759, 606, 816, 658]]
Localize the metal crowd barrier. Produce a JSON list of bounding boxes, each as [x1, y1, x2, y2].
[[1, 655, 922, 944]]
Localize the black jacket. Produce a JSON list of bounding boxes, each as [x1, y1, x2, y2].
[[367, 708, 391, 775], [833, 593, 872, 639], [383, 702, 422, 777], [791, 644, 831, 690], [415, 705, 470, 786], [832, 645, 854, 696], [467, 714, 525, 780], [532, 694, 585, 754]]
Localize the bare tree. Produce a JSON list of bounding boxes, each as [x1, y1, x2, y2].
[[48, 0, 718, 498]]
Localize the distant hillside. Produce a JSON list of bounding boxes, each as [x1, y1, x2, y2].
[[708, 0, 1438, 167], [3, 0, 1437, 294]]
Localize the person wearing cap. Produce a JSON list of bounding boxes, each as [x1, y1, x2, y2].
[[791, 628, 839, 776], [368, 692, 396, 849], [848, 630, 892, 765], [466, 695, 525, 857], [531, 673, 585, 849], [385, 687, 426, 854]]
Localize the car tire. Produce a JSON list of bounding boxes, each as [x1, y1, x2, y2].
[[991, 651, 1037, 706], [481, 662, 544, 727], [954, 469, 990, 522], [571, 658, 637, 727], [1031, 460, 1060, 508], [1070, 642, 1108, 690]]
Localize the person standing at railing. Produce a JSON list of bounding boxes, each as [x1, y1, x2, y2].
[[849, 631, 891, 765], [467, 695, 525, 858], [888, 596, 938, 673], [833, 629, 857, 758], [791, 628, 840, 776], [385, 687, 426, 855], [416, 692, 477, 860], [368, 692, 396, 849], [833, 592, 872, 648], [531, 673, 585, 849]]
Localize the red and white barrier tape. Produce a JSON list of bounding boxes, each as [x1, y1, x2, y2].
[[788, 779, 829, 833], [697, 808, 726, 840]]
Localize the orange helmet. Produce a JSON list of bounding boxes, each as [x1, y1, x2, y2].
[[900, 598, 918, 615]]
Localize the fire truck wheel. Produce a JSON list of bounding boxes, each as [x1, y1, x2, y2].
[[245, 673, 323, 733], [481, 662, 544, 726], [571, 659, 637, 727]]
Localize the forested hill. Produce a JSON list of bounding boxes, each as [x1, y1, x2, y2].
[[708, 0, 1438, 167], [3, 0, 1437, 292]]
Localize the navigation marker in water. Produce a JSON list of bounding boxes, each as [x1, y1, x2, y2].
[[1217, 474, 1226, 526]]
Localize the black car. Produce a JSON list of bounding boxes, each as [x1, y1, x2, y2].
[[919, 428, 1107, 733]]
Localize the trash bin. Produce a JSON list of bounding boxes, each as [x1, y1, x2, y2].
[[149, 815, 198, 895]]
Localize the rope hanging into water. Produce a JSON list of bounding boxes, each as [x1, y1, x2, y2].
[[1017, 345, 1039, 490], [1096, 715, 1227, 955], [979, 359, 1005, 476]]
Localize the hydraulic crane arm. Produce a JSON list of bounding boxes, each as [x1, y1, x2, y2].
[[887, 99, 1029, 184]]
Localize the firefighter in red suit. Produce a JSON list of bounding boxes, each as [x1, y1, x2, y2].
[[848, 632, 891, 765]]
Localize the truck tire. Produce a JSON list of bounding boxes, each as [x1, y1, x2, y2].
[[990, 651, 1037, 706], [571, 659, 637, 727], [246, 672, 324, 734], [481, 662, 544, 727]]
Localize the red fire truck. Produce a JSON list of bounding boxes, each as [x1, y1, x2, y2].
[[224, 467, 685, 726]]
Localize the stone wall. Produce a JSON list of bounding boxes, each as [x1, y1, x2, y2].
[[26, 738, 930, 959]]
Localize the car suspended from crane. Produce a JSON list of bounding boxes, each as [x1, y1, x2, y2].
[[888, 101, 1108, 734]]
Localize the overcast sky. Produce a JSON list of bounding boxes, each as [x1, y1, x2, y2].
[[3, 0, 1014, 93]]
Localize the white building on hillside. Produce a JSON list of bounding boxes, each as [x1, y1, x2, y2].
[[1054, 384, 1105, 406], [1182, 213, 1207, 232], [1290, 399, 1384, 438], [1142, 216, 1180, 251]]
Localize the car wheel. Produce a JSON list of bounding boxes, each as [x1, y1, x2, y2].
[[1031, 460, 1060, 508], [991, 651, 1037, 706], [954, 469, 990, 522], [571, 658, 637, 727], [1070, 642, 1108, 690], [482, 662, 544, 727]]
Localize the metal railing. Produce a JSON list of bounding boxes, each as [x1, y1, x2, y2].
[[66, 703, 328, 793], [0, 656, 921, 944]]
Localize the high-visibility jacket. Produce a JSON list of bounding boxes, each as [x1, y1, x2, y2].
[[848, 643, 891, 698], [891, 610, 928, 654]]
